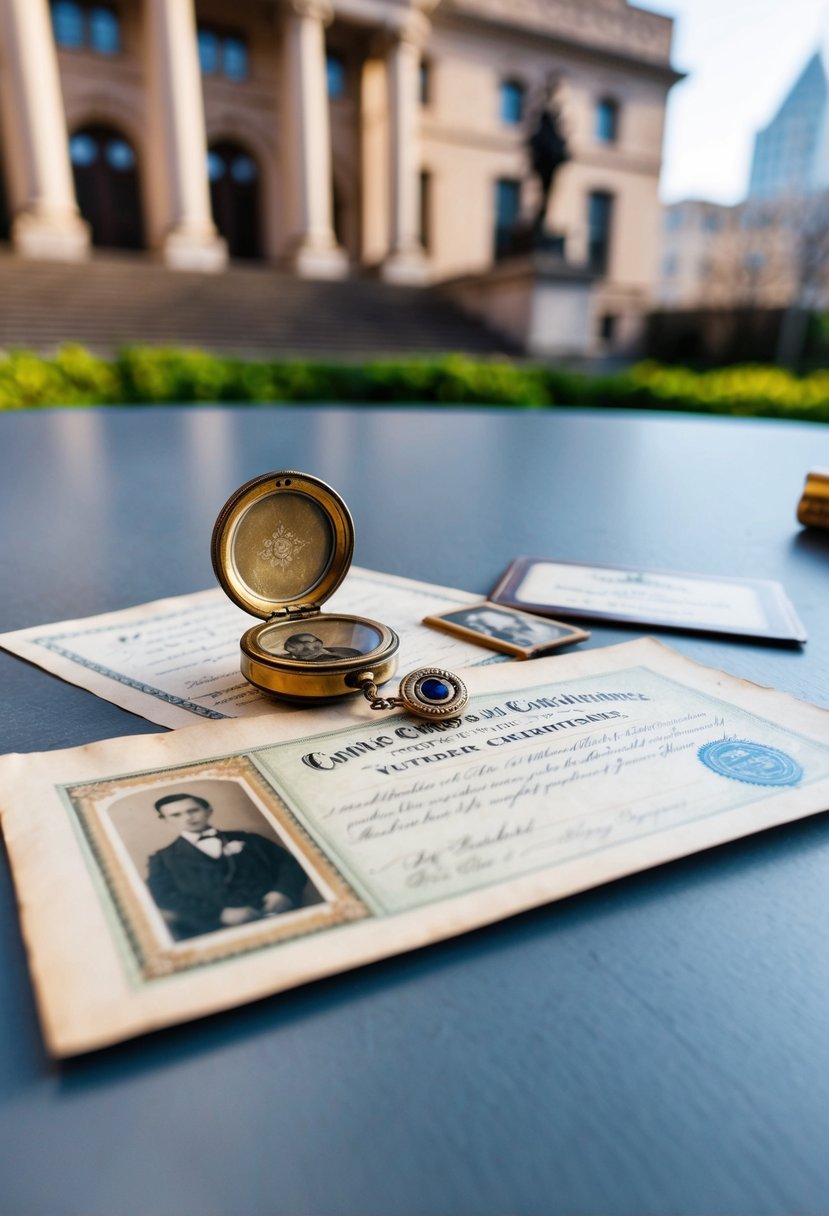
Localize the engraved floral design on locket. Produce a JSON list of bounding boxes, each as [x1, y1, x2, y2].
[[258, 523, 309, 570]]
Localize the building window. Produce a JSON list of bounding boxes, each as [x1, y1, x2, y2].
[[231, 154, 257, 185], [595, 98, 619, 144], [587, 190, 614, 273], [494, 177, 521, 256], [52, 2, 85, 47], [500, 80, 525, 125], [105, 137, 135, 171], [662, 254, 678, 277], [223, 36, 249, 82], [419, 60, 431, 106], [197, 26, 250, 81], [69, 132, 98, 167], [207, 150, 225, 182], [664, 208, 682, 231], [208, 150, 259, 186], [327, 53, 346, 99], [702, 211, 722, 232], [51, 2, 120, 54], [198, 29, 220, 74], [89, 6, 119, 53]]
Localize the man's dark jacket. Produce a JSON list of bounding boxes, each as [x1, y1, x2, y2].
[[147, 830, 307, 940]]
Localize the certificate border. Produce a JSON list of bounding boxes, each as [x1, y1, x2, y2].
[[36, 613, 229, 719]]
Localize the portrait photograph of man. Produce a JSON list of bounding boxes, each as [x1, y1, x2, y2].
[[146, 791, 315, 940], [424, 601, 589, 659], [255, 618, 384, 664], [276, 631, 362, 663], [102, 777, 325, 944]]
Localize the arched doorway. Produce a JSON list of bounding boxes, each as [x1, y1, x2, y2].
[[69, 125, 144, 249], [207, 142, 261, 259]]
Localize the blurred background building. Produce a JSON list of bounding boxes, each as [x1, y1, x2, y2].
[[748, 51, 829, 201], [658, 47, 829, 315], [0, 0, 678, 357]]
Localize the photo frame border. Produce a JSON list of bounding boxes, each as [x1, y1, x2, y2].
[[66, 755, 369, 981], [422, 600, 590, 660]]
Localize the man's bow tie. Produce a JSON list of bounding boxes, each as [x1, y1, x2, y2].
[[197, 828, 218, 839]]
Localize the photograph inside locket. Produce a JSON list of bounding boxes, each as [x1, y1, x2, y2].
[[258, 619, 382, 662]]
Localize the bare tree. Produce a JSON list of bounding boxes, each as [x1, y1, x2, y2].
[[700, 200, 793, 310], [776, 191, 829, 367]]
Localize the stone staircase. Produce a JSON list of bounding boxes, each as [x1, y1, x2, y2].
[[0, 252, 514, 358]]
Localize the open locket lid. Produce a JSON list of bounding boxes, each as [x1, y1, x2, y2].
[[211, 471, 354, 620]]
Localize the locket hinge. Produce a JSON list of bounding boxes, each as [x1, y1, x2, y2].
[[267, 604, 321, 621]]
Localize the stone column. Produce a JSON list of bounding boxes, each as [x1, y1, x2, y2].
[[0, 0, 89, 260], [143, 0, 227, 271], [381, 12, 429, 285], [280, 0, 347, 279]]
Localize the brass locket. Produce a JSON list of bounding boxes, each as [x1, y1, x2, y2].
[[212, 471, 401, 704], [212, 471, 469, 719]]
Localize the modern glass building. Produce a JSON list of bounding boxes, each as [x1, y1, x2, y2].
[[748, 51, 829, 199]]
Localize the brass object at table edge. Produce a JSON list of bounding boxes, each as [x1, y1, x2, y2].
[[797, 468, 829, 531]]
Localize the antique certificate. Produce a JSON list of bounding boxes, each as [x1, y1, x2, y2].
[[491, 558, 808, 643], [2, 638, 829, 1056], [0, 568, 502, 728]]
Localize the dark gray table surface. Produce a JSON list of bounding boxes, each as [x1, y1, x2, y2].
[[1, 404, 829, 1216]]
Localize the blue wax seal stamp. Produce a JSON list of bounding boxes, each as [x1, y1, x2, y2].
[[698, 739, 803, 787]]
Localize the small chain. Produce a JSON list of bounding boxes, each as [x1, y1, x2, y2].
[[358, 677, 404, 712]]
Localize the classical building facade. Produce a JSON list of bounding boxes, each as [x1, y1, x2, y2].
[[0, 0, 677, 348]]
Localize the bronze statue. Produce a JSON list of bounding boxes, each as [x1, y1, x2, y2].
[[527, 84, 570, 235]]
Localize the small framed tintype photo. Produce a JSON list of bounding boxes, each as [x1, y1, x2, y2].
[[66, 756, 367, 979], [423, 600, 590, 660]]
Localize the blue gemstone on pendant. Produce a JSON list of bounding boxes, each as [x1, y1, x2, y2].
[[421, 678, 451, 701]]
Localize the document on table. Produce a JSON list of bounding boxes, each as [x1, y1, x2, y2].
[[2, 638, 828, 1056], [0, 568, 503, 728], [491, 557, 808, 643]]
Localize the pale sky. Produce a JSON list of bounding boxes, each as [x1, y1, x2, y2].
[[635, 0, 829, 203]]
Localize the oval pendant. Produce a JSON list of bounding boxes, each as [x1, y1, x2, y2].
[[397, 668, 469, 720]]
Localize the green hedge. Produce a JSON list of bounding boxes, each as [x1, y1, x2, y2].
[[1, 345, 829, 422]]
